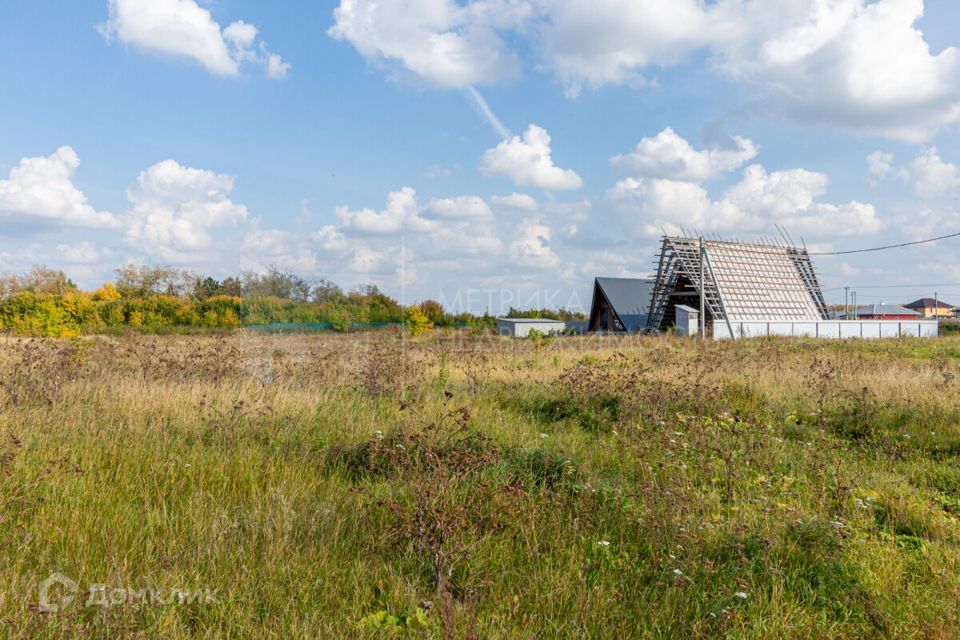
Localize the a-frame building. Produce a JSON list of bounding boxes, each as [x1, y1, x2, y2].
[[588, 277, 655, 332], [647, 236, 828, 335]]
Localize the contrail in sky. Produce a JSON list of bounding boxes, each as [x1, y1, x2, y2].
[[466, 86, 511, 140]]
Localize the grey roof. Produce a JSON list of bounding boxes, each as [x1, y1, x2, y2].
[[497, 317, 565, 323], [856, 303, 920, 316], [595, 277, 654, 332]]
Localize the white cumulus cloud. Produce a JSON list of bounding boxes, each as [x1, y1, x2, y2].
[[611, 127, 758, 182], [241, 228, 318, 272], [609, 163, 881, 238], [719, 0, 960, 142], [100, 0, 289, 78], [724, 165, 827, 217], [335, 187, 435, 234], [607, 176, 749, 235], [125, 159, 248, 260], [903, 147, 960, 200], [329, 0, 960, 141], [867, 151, 895, 182], [492, 192, 537, 210], [541, 0, 960, 140], [538, 0, 730, 97], [0, 146, 117, 229], [867, 147, 960, 199], [328, 0, 523, 88], [56, 241, 106, 264], [425, 195, 492, 219], [480, 124, 582, 190], [509, 216, 561, 268]]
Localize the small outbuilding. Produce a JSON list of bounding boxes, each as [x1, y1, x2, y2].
[[496, 318, 566, 337], [674, 304, 700, 336]]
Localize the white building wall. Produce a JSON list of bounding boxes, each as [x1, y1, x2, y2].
[[713, 320, 939, 340], [496, 320, 566, 337], [674, 305, 699, 337]]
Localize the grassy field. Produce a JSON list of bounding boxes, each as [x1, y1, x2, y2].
[[3, 331, 960, 638]]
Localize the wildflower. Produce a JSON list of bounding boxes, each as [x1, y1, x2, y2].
[[540, 432, 549, 439], [672, 569, 683, 577], [374, 430, 384, 439], [597, 540, 611, 547], [396, 444, 405, 450], [734, 591, 748, 600], [184, 463, 191, 468]]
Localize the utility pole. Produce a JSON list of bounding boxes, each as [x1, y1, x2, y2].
[[852, 292, 857, 320], [935, 291, 939, 321], [844, 286, 849, 320], [699, 237, 706, 339]]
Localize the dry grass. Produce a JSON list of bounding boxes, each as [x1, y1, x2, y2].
[[2, 330, 960, 638]]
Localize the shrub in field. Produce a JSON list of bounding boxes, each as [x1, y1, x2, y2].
[[0, 292, 91, 337], [518, 392, 621, 434], [503, 446, 579, 489], [325, 409, 498, 482], [0, 339, 81, 406], [357, 608, 434, 636], [405, 306, 433, 337], [526, 328, 552, 349]]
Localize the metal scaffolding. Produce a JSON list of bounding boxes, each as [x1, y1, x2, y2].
[[647, 235, 828, 334]]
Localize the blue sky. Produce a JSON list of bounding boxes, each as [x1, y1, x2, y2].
[[1, 0, 960, 312]]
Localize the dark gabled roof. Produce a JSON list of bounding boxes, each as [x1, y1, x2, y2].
[[905, 298, 953, 309], [593, 277, 654, 332]]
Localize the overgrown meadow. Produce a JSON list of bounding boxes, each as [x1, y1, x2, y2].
[[3, 331, 960, 638]]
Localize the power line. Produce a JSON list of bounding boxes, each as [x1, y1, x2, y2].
[[824, 291, 960, 301], [808, 230, 960, 256], [824, 281, 960, 290]]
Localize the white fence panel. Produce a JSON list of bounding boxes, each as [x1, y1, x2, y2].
[[715, 320, 938, 340]]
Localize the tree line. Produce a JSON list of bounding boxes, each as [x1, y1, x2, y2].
[[0, 265, 529, 337]]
